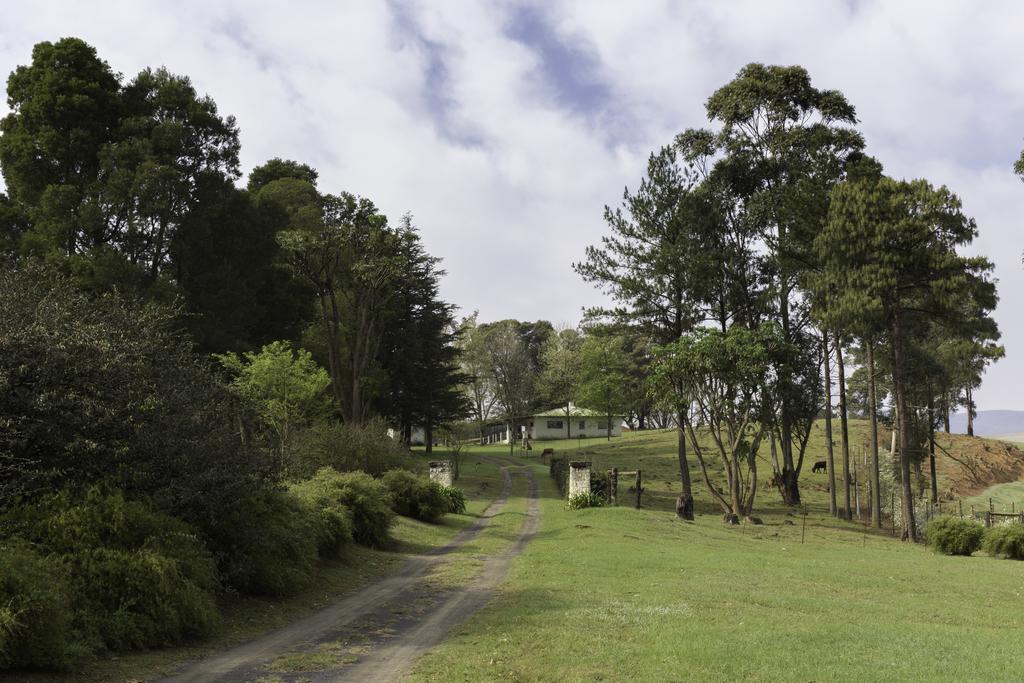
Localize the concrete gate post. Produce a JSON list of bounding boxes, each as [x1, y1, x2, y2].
[[428, 461, 454, 487]]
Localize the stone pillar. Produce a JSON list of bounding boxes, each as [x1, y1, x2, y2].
[[429, 461, 454, 487], [568, 461, 591, 498]]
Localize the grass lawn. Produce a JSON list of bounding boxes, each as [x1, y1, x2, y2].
[[412, 429, 1024, 682], [963, 480, 1024, 516]]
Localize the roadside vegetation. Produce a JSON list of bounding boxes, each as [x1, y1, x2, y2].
[[3, 32, 1024, 682]]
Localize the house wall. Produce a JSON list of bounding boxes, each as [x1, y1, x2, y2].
[[528, 417, 622, 440]]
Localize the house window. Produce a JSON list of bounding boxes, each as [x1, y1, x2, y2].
[[546, 420, 563, 429], [579, 421, 586, 430]]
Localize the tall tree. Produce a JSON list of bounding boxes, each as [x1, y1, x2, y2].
[[458, 314, 501, 443], [377, 215, 469, 451], [576, 145, 729, 520], [0, 38, 120, 259], [653, 326, 778, 523], [483, 321, 537, 454], [699, 63, 864, 505], [575, 334, 633, 441], [276, 190, 402, 424], [817, 176, 999, 541], [537, 327, 583, 438]]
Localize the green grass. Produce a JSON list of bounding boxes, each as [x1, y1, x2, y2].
[[412, 430, 1024, 682], [963, 480, 1024, 516]]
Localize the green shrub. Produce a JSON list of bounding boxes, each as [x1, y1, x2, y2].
[[550, 456, 569, 496], [382, 470, 449, 523], [982, 523, 1024, 559], [567, 492, 603, 510], [315, 470, 394, 548], [591, 469, 609, 501], [0, 542, 87, 671], [286, 419, 418, 478], [206, 489, 319, 596], [288, 471, 356, 557], [925, 515, 984, 556], [0, 268, 276, 532], [439, 485, 467, 514], [1, 487, 220, 658]]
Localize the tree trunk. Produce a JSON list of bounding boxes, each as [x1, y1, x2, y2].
[[868, 341, 882, 528], [822, 335, 837, 517], [928, 397, 938, 504], [676, 410, 694, 520], [943, 405, 950, 433], [966, 386, 975, 437], [892, 313, 917, 542], [606, 408, 612, 441], [836, 337, 852, 520], [566, 401, 572, 439], [424, 419, 434, 454]]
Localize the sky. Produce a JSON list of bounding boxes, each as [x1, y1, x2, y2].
[[1, 0, 1023, 410]]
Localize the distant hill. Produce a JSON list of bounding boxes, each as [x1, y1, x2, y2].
[[948, 410, 1024, 438]]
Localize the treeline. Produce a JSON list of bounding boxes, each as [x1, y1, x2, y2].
[[0, 38, 466, 669], [576, 64, 1007, 536], [457, 316, 675, 444]]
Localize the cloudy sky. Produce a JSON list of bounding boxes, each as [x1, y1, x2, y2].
[[2, 1, 1023, 410]]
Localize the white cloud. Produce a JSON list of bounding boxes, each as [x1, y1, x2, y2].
[[1, 0, 1023, 408]]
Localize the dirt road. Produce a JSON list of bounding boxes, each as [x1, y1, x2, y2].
[[160, 457, 539, 682]]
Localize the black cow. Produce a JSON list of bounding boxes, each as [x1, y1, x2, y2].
[[812, 460, 827, 473]]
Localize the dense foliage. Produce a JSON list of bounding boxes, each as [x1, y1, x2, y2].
[[382, 469, 450, 523], [982, 524, 1024, 560], [924, 516, 985, 556]]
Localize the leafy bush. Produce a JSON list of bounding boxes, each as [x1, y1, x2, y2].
[[439, 485, 467, 514], [591, 469, 609, 501], [309, 469, 395, 548], [205, 489, 319, 596], [382, 469, 449, 523], [0, 268, 276, 530], [925, 515, 984, 556], [567, 492, 603, 510], [288, 471, 355, 557], [287, 419, 418, 478], [1, 487, 221, 656], [983, 523, 1024, 560], [217, 341, 333, 456], [550, 456, 569, 496], [0, 542, 86, 671]]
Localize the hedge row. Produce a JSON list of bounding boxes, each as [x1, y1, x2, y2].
[[1, 468, 467, 671], [925, 515, 1024, 559]]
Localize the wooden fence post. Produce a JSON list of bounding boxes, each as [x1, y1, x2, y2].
[[635, 470, 642, 509]]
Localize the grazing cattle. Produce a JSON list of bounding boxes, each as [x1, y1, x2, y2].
[[812, 460, 827, 473], [763, 473, 781, 490], [540, 447, 554, 458]]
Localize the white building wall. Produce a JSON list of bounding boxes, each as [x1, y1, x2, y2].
[[528, 417, 622, 440]]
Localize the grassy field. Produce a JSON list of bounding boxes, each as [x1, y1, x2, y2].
[[963, 480, 1024, 516], [411, 429, 1024, 682]]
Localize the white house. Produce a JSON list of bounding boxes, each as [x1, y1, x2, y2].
[[480, 405, 623, 443]]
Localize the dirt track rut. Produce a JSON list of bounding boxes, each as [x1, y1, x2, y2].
[[159, 457, 539, 682]]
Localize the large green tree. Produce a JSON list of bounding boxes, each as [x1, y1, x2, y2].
[[536, 327, 583, 438], [691, 63, 864, 505], [653, 326, 778, 523], [575, 334, 633, 441], [576, 145, 729, 519], [0, 38, 120, 259], [816, 176, 998, 541]]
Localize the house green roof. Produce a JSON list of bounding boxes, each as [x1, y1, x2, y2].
[[531, 406, 620, 419]]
